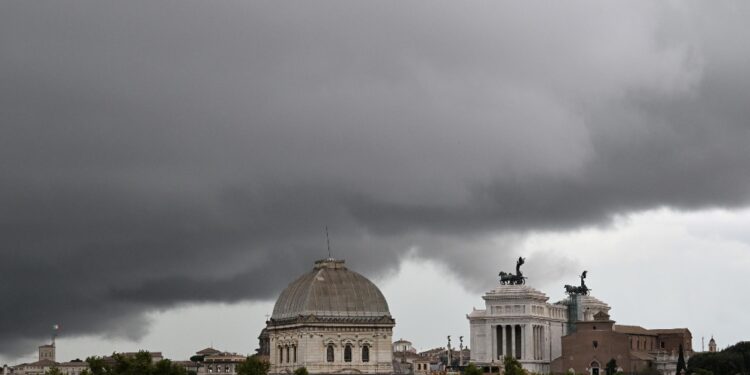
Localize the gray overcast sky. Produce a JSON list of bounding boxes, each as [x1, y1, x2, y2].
[[2, 0, 750, 363]]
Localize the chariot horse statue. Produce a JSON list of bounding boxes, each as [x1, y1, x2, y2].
[[564, 270, 590, 295], [498, 256, 527, 285]]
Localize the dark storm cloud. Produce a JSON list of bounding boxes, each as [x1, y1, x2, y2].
[[2, 0, 750, 357]]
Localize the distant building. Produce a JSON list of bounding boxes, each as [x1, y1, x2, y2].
[[551, 311, 692, 375], [709, 336, 717, 353], [266, 258, 395, 375], [186, 347, 246, 375], [393, 340, 417, 354], [10, 344, 88, 375], [468, 261, 694, 375], [413, 357, 433, 375], [467, 284, 599, 373], [198, 352, 246, 375]]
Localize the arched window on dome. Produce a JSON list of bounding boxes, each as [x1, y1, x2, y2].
[[327, 345, 335, 363], [362, 345, 370, 363], [344, 344, 353, 363]]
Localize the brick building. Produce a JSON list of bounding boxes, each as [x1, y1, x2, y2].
[[551, 312, 692, 375]]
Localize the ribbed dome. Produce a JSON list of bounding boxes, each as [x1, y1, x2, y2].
[[270, 259, 391, 321]]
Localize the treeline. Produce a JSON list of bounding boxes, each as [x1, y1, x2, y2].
[[45, 351, 272, 375], [689, 342, 750, 375]]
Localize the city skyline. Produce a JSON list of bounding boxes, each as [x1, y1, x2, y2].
[[2, 0, 750, 368]]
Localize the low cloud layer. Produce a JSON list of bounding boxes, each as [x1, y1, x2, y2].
[[2, 1, 750, 357]]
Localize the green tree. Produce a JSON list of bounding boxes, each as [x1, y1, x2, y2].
[[45, 367, 63, 375], [677, 344, 686, 375], [85, 356, 110, 375], [689, 341, 750, 375], [237, 356, 270, 375], [294, 367, 309, 375], [503, 356, 525, 375], [606, 359, 618, 375], [464, 364, 482, 375], [154, 359, 186, 375]]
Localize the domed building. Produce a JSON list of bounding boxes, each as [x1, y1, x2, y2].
[[266, 258, 395, 375]]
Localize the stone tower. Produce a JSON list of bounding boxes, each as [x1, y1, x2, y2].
[[38, 343, 55, 362], [708, 336, 717, 353]]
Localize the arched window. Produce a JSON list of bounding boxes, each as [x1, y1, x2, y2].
[[344, 344, 352, 363], [590, 361, 601, 375], [279, 347, 284, 363], [286, 347, 290, 363], [327, 345, 335, 363], [362, 345, 370, 363], [293, 346, 297, 362]]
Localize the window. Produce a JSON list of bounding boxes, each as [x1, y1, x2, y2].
[[362, 346, 370, 363], [293, 346, 297, 363], [209, 365, 213, 373], [279, 347, 283, 363], [286, 347, 290, 363], [327, 345, 335, 363], [344, 344, 352, 363], [225, 365, 230, 372], [593, 326, 597, 330], [661, 341, 665, 349], [593, 340, 598, 349]]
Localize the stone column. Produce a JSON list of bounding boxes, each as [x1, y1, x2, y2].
[[500, 325, 505, 360], [532, 326, 536, 360], [486, 323, 493, 363], [491, 324, 496, 363], [503, 324, 513, 356], [511, 325, 516, 360], [525, 324, 532, 360]]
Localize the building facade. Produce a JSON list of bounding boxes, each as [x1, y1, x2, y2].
[[266, 258, 395, 375], [467, 284, 588, 373], [198, 352, 246, 375], [551, 312, 693, 375], [9, 344, 88, 375]]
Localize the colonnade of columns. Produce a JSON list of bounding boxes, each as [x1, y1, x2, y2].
[[532, 325, 545, 360], [490, 323, 547, 362], [277, 345, 298, 364], [493, 324, 522, 360]]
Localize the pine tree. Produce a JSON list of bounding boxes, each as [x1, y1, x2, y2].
[[677, 344, 686, 375], [606, 359, 618, 375]]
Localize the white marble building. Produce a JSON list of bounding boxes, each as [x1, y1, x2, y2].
[[267, 259, 395, 375], [468, 284, 610, 374]]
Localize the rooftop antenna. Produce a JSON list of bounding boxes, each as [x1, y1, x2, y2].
[[52, 324, 60, 346], [326, 226, 332, 259]]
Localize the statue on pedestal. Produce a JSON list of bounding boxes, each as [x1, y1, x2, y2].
[[498, 256, 527, 285], [564, 270, 590, 295]]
